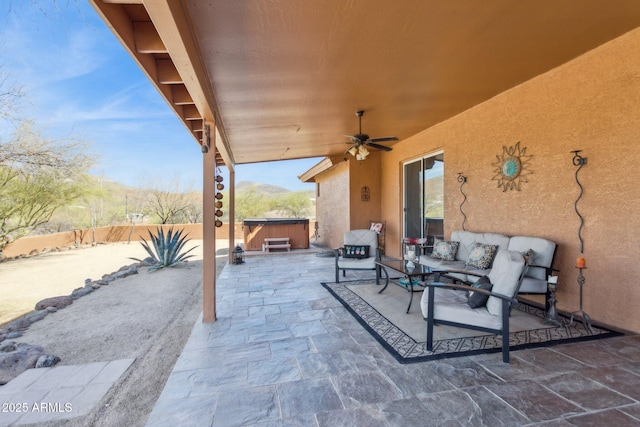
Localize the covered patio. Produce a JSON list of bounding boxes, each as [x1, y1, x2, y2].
[[84, 1, 640, 424], [88, 0, 640, 332], [145, 252, 640, 426]]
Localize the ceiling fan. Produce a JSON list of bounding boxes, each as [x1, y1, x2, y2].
[[344, 110, 398, 160]]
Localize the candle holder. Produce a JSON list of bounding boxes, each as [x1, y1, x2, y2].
[[567, 267, 594, 333], [544, 276, 563, 327], [405, 244, 416, 269]]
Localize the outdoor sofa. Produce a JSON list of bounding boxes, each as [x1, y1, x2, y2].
[[418, 230, 557, 297]]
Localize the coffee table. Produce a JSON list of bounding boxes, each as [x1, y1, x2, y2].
[[375, 258, 445, 313]]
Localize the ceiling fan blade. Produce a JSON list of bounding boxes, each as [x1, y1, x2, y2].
[[365, 141, 393, 152], [368, 136, 398, 143]]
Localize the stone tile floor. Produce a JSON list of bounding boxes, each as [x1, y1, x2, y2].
[[145, 252, 640, 426]]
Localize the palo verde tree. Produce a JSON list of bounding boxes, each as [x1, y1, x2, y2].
[[0, 121, 94, 254]]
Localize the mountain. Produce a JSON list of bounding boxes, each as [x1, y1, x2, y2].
[[236, 181, 293, 194]]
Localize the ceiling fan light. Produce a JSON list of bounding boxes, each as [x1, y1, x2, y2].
[[358, 145, 369, 157], [356, 153, 366, 161], [347, 146, 358, 156]]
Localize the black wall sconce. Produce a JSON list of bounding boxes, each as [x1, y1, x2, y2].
[[457, 173, 468, 231]]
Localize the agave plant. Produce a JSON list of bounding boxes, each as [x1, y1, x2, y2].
[[132, 227, 198, 271]]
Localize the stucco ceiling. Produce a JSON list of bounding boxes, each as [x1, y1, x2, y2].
[[93, 0, 640, 167]]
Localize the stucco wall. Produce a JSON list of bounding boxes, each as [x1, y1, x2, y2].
[[349, 152, 382, 230], [314, 161, 351, 249], [379, 28, 640, 332]]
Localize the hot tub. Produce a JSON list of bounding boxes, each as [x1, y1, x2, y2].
[[242, 218, 310, 251]]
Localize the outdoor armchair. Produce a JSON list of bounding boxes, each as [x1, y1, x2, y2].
[[335, 229, 379, 283], [420, 250, 528, 363]]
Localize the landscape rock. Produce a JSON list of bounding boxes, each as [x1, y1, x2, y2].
[[7, 317, 31, 332], [36, 354, 61, 368], [0, 342, 16, 352], [0, 342, 44, 385], [35, 295, 73, 310], [46, 306, 58, 313], [112, 266, 138, 280], [95, 279, 110, 286], [5, 332, 23, 339], [70, 285, 94, 299], [26, 310, 48, 324]]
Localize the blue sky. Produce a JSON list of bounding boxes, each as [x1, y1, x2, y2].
[[0, 2, 320, 192]]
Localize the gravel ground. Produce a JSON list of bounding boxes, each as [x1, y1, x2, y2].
[[1, 241, 228, 427]]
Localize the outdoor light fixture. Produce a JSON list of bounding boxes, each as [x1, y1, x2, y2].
[[232, 245, 245, 264], [353, 145, 370, 161]]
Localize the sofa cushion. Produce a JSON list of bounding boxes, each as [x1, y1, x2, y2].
[[507, 236, 556, 281], [465, 243, 498, 269], [451, 231, 510, 263], [431, 238, 459, 261], [467, 275, 492, 308]]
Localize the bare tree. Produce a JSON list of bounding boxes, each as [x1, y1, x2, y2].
[[142, 177, 197, 224]]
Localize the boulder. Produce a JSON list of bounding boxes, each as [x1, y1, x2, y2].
[[36, 354, 61, 368], [70, 285, 94, 299], [26, 310, 48, 324], [112, 266, 138, 280], [35, 295, 73, 311], [0, 342, 44, 385], [7, 317, 31, 332]]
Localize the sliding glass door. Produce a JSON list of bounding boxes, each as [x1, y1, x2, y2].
[[403, 153, 444, 246]]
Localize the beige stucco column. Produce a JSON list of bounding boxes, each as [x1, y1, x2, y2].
[[202, 122, 216, 322]]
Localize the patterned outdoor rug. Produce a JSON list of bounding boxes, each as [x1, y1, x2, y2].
[[322, 280, 622, 364]]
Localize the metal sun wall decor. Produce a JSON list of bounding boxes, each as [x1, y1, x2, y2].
[[491, 141, 533, 191]]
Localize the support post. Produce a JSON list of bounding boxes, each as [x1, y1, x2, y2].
[[202, 122, 216, 322]]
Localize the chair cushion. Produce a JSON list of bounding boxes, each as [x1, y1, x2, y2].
[[343, 245, 370, 259], [486, 250, 526, 316], [467, 275, 492, 308], [344, 229, 378, 250], [431, 238, 459, 261], [465, 243, 498, 269]]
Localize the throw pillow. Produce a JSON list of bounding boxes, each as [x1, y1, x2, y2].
[[431, 238, 459, 261], [465, 243, 498, 270], [467, 275, 493, 308], [370, 223, 384, 234], [343, 245, 370, 259], [521, 249, 535, 265]]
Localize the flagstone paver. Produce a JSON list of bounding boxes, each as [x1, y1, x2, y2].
[[145, 253, 640, 426], [0, 358, 134, 426]]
